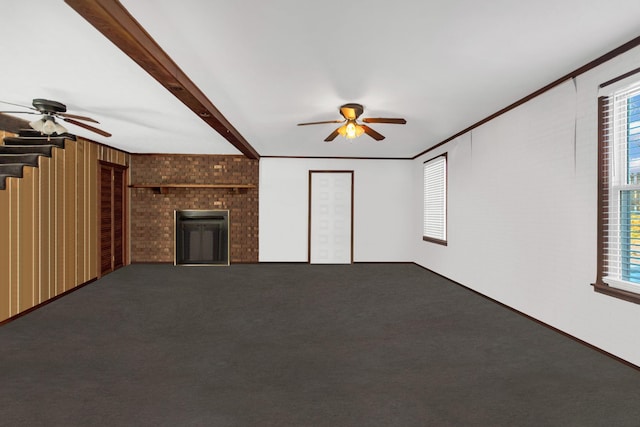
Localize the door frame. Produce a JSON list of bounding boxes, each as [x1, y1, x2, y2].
[[308, 170, 354, 264], [98, 160, 128, 277]]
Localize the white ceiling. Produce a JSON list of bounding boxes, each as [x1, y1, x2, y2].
[[1, 0, 640, 158]]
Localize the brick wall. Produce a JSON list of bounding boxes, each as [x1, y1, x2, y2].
[[130, 154, 258, 263]]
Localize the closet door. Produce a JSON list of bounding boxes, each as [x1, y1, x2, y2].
[[309, 171, 353, 264], [99, 161, 127, 276], [99, 164, 113, 275], [112, 168, 125, 270]]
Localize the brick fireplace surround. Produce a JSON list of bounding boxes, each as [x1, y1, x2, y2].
[[130, 154, 258, 263]]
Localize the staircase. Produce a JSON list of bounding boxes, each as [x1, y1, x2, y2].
[[0, 130, 74, 190]]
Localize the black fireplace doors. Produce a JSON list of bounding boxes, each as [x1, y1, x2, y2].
[[175, 210, 229, 266]]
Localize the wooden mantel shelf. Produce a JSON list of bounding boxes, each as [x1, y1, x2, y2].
[[129, 183, 256, 194]]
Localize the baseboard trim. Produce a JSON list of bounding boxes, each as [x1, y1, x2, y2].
[[130, 261, 172, 264], [258, 261, 307, 264], [0, 277, 98, 326], [130, 261, 262, 265], [412, 262, 640, 372], [355, 261, 414, 264], [257, 261, 414, 265]]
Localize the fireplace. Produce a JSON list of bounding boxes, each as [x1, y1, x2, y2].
[[175, 210, 229, 266]]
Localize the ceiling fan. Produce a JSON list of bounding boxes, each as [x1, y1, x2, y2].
[[0, 98, 111, 137], [297, 103, 406, 142]]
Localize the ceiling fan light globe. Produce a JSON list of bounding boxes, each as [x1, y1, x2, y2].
[[42, 118, 57, 135], [54, 123, 68, 135], [29, 118, 45, 132], [342, 121, 365, 140], [345, 122, 356, 139]]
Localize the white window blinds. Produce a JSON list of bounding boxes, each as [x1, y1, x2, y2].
[[601, 80, 640, 293], [423, 154, 447, 244]]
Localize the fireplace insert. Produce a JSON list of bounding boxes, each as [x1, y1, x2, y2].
[[175, 210, 229, 266]]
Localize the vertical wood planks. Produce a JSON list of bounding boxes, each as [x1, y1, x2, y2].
[[39, 154, 51, 302], [53, 145, 65, 295], [18, 167, 35, 312], [76, 140, 86, 283], [32, 164, 40, 305], [9, 178, 19, 316], [64, 141, 77, 289], [88, 143, 98, 279], [0, 180, 10, 320], [0, 137, 128, 322]]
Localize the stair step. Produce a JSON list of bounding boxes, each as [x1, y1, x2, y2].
[[0, 164, 24, 179], [3, 136, 66, 148], [16, 129, 76, 140], [0, 154, 41, 167], [0, 145, 54, 156], [0, 131, 74, 190], [18, 129, 44, 138]]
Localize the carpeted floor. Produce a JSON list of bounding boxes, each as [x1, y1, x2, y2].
[[1, 263, 639, 426]]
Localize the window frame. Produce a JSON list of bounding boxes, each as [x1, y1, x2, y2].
[[594, 76, 640, 304], [423, 153, 448, 246]]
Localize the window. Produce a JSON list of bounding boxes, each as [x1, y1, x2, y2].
[[423, 154, 447, 245], [595, 78, 640, 303]]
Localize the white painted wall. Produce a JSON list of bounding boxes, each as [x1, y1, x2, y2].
[[413, 46, 640, 366], [260, 158, 413, 262]]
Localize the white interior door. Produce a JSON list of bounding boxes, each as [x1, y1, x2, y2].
[[309, 171, 353, 264]]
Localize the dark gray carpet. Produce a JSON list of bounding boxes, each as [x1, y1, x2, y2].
[[1, 263, 639, 426]]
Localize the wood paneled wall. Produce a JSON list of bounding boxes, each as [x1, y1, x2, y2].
[[0, 133, 128, 322]]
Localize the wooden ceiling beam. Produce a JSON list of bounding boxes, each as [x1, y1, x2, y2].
[[64, 0, 260, 159]]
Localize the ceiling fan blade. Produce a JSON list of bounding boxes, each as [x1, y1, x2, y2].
[[58, 112, 100, 123], [324, 128, 340, 142], [362, 117, 407, 124], [361, 125, 385, 141], [0, 110, 39, 115], [0, 100, 37, 111], [298, 119, 344, 126], [63, 117, 112, 137]]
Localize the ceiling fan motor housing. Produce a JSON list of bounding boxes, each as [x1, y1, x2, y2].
[[340, 103, 364, 120], [32, 98, 67, 114]]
